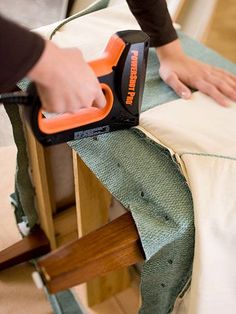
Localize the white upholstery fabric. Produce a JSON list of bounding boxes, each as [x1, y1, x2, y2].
[[137, 91, 236, 313], [35, 3, 139, 60]]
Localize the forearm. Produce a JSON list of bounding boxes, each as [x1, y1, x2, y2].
[[0, 15, 45, 92], [126, 0, 177, 47]]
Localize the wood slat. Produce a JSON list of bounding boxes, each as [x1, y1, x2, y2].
[[24, 124, 57, 249], [73, 151, 111, 236], [53, 205, 78, 247], [73, 152, 132, 306]]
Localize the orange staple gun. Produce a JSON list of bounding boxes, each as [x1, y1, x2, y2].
[[0, 30, 149, 146]]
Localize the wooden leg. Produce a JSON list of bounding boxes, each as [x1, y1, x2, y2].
[[37, 211, 144, 294], [72, 152, 134, 306], [0, 226, 50, 271]]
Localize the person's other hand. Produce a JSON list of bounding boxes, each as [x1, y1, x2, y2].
[[156, 40, 236, 107], [27, 40, 106, 113]]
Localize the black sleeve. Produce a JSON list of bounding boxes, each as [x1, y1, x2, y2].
[[126, 0, 177, 47], [0, 15, 45, 92]]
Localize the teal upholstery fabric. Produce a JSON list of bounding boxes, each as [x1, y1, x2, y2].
[[68, 35, 236, 313], [4, 104, 38, 228], [69, 129, 194, 313], [47, 290, 84, 314]]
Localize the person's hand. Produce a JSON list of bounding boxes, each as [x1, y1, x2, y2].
[[156, 39, 236, 107], [27, 40, 106, 113]]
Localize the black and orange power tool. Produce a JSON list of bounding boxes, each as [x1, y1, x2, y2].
[[0, 30, 149, 146]]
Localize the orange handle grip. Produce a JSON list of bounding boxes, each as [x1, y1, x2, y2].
[[38, 83, 114, 134], [37, 34, 125, 135]]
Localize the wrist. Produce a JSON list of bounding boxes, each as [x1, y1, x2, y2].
[[156, 39, 184, 62], [27, 40, 61, 85]]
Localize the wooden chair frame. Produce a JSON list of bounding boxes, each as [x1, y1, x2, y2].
[[0, 126, 144, 305]]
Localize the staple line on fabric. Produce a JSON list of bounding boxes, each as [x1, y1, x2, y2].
[[180, 152, 236, 161]]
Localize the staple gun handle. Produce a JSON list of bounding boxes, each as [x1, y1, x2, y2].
[[37, 83, 113, 134], [0, 30, 150, 145], [36, 33, 126, 135]]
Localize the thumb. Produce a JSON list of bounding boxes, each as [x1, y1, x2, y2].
[[161, 71, 192, 99]]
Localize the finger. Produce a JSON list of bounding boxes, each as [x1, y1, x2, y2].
[[195, 80, 230, 107], [93, 90, 106, 109], [37, 85, 70, 113], [214, 70, 236, 90], [41, 100, 64, 113], [215, 67, 236, 84], [162, 72, 192, 99], [206, 75, 236, 101]]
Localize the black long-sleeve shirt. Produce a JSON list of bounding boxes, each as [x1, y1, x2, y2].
[[126, 0, 177, 46], [0, 0, 177, 92], [0, 14, 45, 92]]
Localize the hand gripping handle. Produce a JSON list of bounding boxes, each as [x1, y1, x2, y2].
[[37, 34, 125, 134]]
